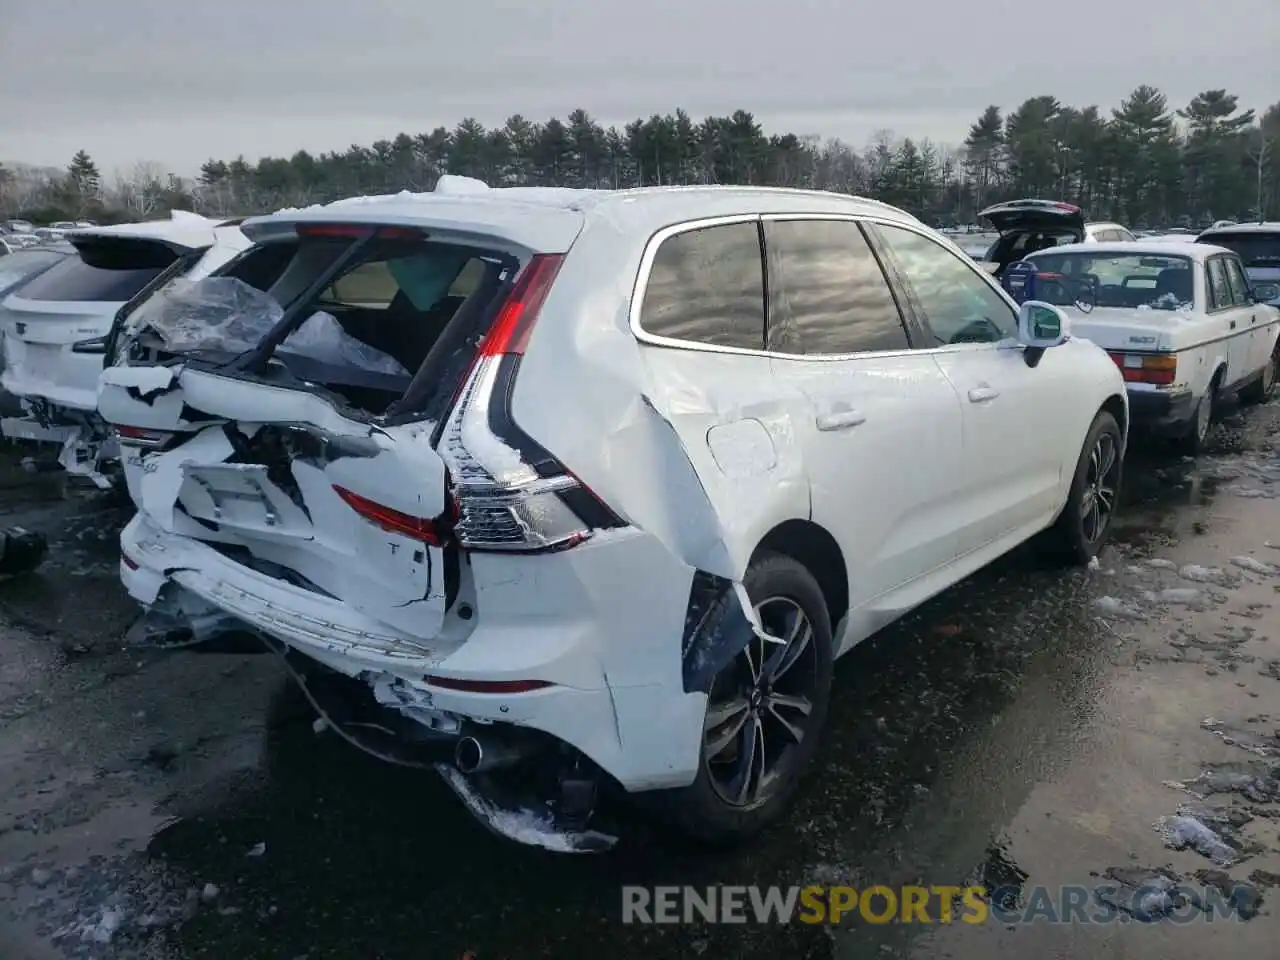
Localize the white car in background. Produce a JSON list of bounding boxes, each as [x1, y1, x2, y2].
[[1013, 241, 1280, 452], [0, 212, 251, 486], [101, 178, 1128, 851]]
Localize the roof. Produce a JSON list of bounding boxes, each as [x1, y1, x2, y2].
[[66, 210, 224, 251], [243, 177, 920, 253], [1033, 240, 1218, 261], [1198, 222, 1280, 237]]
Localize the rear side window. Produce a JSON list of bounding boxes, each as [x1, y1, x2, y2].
[[1223, 257, 1252, 305], [1206, 258, 1232, 310], [16, 248, 175, 303], [764, 219, 910, 354], [639, 221, 765, 350]]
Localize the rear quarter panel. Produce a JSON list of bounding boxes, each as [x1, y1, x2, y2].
[[509, 214, 810, 583]]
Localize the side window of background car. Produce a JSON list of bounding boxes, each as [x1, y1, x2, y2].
[[1206, 257, 1232, 311], [638, 221, 765, 350], [764, 219, 910, 355], [1223, 257, 1252, 306], [871, 223, 1017, 345]]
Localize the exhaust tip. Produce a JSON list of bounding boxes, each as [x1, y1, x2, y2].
[[455, 736, 483, 774]]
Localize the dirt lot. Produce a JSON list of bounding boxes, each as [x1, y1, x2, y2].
[[1, 402, 1279, 960]]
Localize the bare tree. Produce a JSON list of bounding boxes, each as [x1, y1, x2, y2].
[[111, 161, 168, 219]]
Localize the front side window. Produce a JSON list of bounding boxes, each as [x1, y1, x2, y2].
[[1206, 257, 1232, 310], [872, 223, 1017, 345], [639, 221, 765, 350], [764, 219, 910, 355]]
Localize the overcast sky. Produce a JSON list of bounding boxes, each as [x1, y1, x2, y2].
[[3, 0, 1276, 177]]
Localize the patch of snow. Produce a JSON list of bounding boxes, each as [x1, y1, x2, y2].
[[1231, 556, 1277, 575], [201, 882, 219, 901], [1145, 558, 1178, 570], [79, 907, 125, 944], [1088, 556, 1101, 571], [1179, 564, 1227, 583], [1093, 596, 1142, 619], [246, 842, 266, 858], [1159, 587, 1202, 604], [1153, 815, 1239, 865]]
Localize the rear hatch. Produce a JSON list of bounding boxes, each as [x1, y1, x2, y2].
[[1197, 230, 1280, 304], [0, 231, 209, 410], [978, 199, 1087, 274], [978, 199, 1088, 237], [102, 207, 585, 644]]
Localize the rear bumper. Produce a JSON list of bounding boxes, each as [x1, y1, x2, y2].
[[1126, 386, 1196, 436], [119, 513, 707, 792]]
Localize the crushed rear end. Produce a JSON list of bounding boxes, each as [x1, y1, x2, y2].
[[104, 194, 723, 850]]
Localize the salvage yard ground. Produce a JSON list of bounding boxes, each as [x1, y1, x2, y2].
[[1, 403, 1280, 959]]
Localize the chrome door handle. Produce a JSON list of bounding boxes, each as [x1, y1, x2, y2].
[[815, 410, 867, 431], [968, 386, 1000, 403]]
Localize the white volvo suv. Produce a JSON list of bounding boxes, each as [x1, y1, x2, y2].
[[100, 178, 1128, 851]]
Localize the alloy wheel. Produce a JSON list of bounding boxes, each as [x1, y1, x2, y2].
[[1079, 431, 1120, 544], [702, 596, 819, 808]]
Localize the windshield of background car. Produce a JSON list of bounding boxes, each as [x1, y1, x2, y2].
[[1023, 251, 1195, 310], [1200, 233, 1280, 270]]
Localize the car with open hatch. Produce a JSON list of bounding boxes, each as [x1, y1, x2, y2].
[[976, 198, 1135, 279], [1006, 240, 1280, 453], [99, 177, 1129, 851], [0, 212, 251, 486]]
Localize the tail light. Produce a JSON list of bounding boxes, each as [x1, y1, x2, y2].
[[1107, 351, 1177, 385], [113, 424, 173, 448], [333, 485, 443, 546], [437, 253, 627, 553]]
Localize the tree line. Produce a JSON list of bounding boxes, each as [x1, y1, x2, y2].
[[2, 85, 1276, 230]]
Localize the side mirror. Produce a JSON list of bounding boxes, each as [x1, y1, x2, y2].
[[1017, 300, 1070, 349], [1251, 282, 1280, 303]]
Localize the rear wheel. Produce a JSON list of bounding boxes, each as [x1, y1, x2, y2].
[[1177, 375, 1219, 455], [655, 552, 833, 844], [1043, 409, 1123, 565]]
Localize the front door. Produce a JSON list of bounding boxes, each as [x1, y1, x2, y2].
[[869, 221, 1076, 556]]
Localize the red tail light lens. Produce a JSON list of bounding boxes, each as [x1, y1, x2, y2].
[[1107, 351, 1177, 385], [333, 485, 443, 545], [113, 425, 173, 448], [478, 254, 565, 357]]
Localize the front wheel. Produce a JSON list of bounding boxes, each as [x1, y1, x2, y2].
[[653, 552, 833, 845], [1043, 410, 1123, 565]]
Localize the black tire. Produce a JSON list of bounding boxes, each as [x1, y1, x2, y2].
[[1043, 409, 1123, 565], [652, 552, 834, 845], [1239, 349, 1278, 405], [1176, 373, 1220, 455]]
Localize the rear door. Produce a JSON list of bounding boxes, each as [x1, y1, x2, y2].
[[870, 221, 1079, 554], [762, 216, 965, 612], [1205, 253, 1253, 388]]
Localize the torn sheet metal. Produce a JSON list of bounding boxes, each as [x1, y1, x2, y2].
[[436, 764, 617, 854], [681, 575, 784, 693], [57, 427, 116, 490]]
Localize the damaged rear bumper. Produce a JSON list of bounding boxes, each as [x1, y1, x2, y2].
[[120, 513, 711, 795]]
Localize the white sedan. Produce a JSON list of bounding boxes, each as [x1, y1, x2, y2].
[[1014, 241, 1280, 452]]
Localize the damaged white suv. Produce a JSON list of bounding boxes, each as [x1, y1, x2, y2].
[[103, 178, 1128, 851]]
